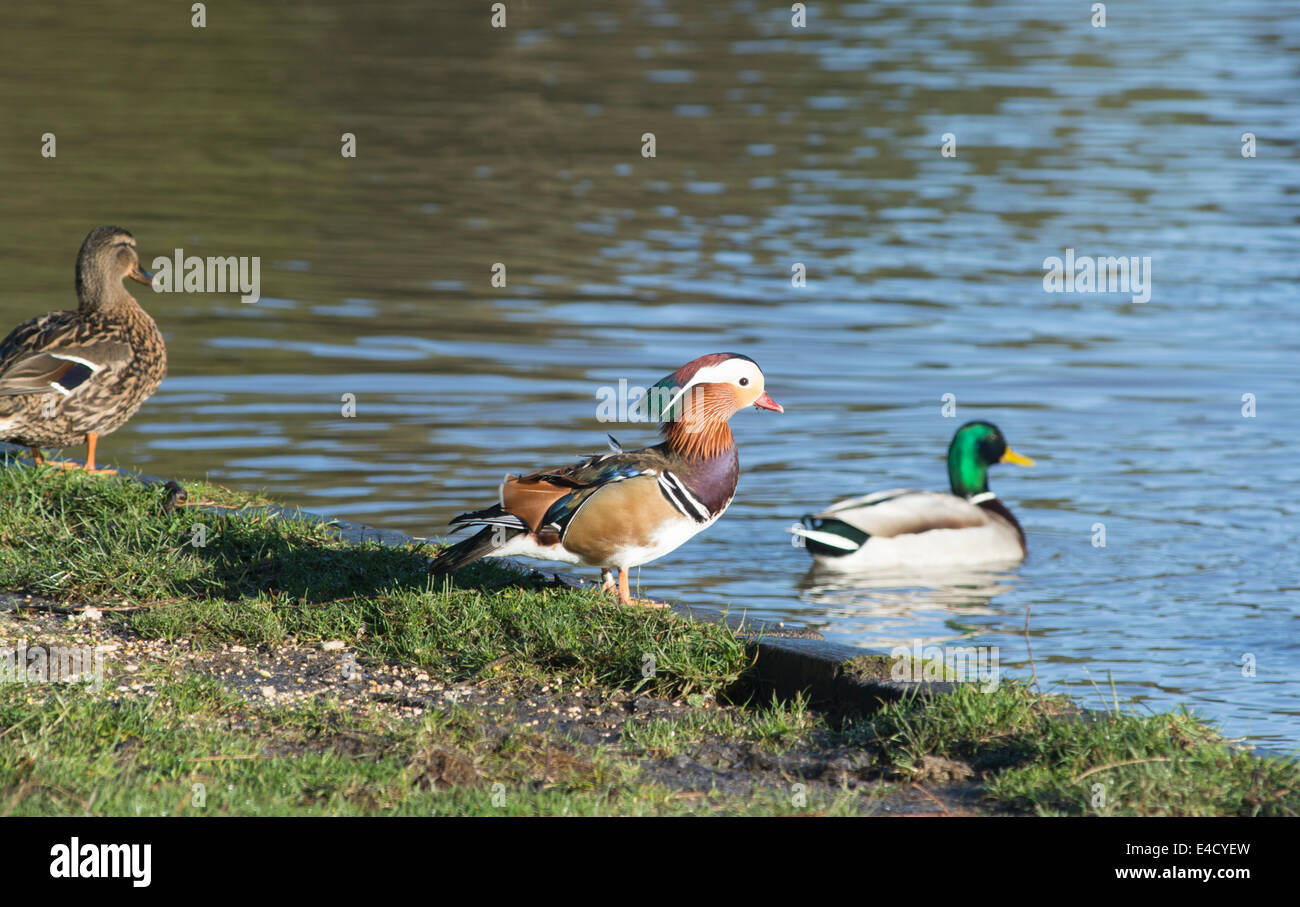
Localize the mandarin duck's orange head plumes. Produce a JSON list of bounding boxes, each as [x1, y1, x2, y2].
[[646, 353, 781, 458]]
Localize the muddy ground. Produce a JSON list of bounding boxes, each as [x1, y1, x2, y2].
[[0, 593, 992, 816]]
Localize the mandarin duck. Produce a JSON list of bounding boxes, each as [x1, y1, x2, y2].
[[790, 421, 1034, 570], [0, 226, 165, 473], [430, 353, 783, 605]]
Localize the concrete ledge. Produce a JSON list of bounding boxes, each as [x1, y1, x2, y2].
[[1, 445, 948, 714]]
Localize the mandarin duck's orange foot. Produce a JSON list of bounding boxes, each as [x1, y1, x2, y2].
[[612, 568, 667, 609], [427, 353, 782, 608], [0, 227, 166, 471]]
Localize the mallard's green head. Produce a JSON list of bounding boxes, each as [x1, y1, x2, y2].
[[946, 420, 1034, 498]]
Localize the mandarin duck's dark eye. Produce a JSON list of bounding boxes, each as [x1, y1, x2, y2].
[[739, 377, 750, 386]]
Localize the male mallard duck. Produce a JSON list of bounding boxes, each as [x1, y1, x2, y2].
[[0, 226, 165, 473], [430, 353, 783, 605], [791, 421, 1034, 569]]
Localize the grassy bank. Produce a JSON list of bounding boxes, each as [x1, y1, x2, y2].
[[1, 461, 1296, 816], [0, 460, 747, 697]]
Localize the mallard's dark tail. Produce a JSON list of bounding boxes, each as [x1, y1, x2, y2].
[[789, 515, 869, 559]]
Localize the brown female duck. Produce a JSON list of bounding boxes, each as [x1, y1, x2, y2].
[[0, 226, 166, 473]]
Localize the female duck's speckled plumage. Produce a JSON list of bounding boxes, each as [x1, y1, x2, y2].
[[792, 421, 1035, 571], [430, 353, 782, 606], [0, 226, 166, 469]]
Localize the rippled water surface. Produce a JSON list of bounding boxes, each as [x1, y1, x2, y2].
[[2, 1, 1297, 746]]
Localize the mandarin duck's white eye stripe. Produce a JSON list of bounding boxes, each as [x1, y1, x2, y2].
[[661, 381, 695, 417], [657, 471, 711, 523]]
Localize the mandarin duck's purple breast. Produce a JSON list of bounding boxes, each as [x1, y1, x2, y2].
[[670, 444, 739, 516]]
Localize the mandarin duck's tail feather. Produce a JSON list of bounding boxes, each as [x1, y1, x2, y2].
[[430, 505, 528, 574], [429, 527, 500, 574]]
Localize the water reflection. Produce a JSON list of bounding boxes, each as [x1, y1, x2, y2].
[[797, 563, 1020, 649]]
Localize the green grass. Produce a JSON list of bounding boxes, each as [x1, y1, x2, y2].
[[2, 462, 1297, 817], [622, 692, 819, 758], [846, 683, 1300, 816], [0, 662, 876, 816], [0, 464, 748, 698], [0, 669, 752, 817]]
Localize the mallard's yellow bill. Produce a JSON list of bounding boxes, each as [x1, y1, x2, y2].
[[1001, 448, 1035, 467]]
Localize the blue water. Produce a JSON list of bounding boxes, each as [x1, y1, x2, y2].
[[2, 0, 1296, 747]]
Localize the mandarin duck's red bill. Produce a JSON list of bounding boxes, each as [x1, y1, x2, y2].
[[430, 353, 781, 606]]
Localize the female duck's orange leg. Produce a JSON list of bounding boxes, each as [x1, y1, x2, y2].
[[83, 432, 116, 474], [53, 432, 116, 474]]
